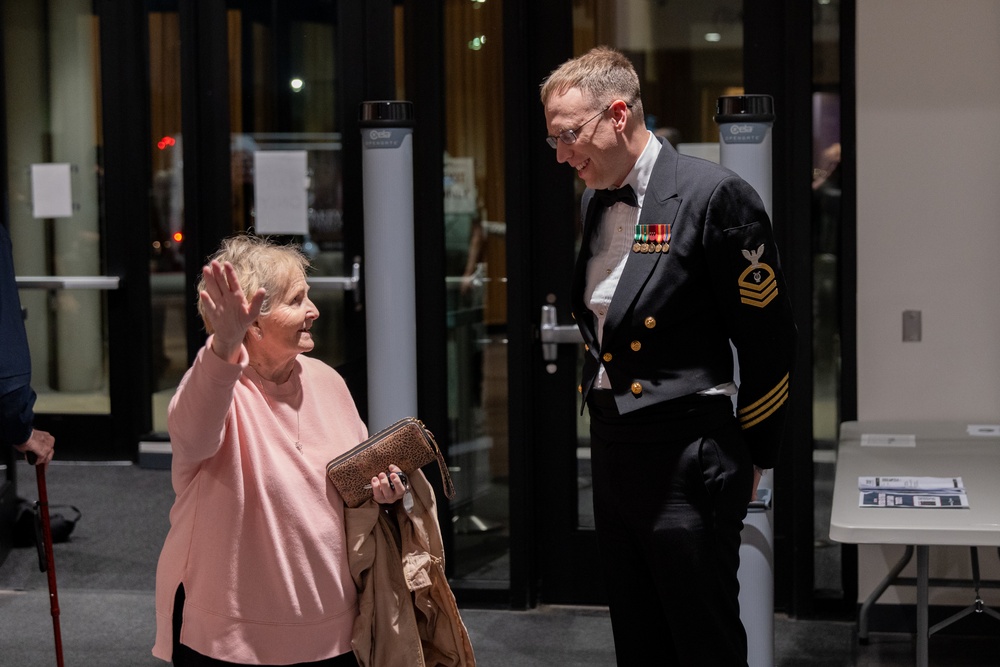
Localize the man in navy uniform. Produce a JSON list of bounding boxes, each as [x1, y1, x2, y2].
[[541, 46, 795, 666], [1, 223, 55, 465]]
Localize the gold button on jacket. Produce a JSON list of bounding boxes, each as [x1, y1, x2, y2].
[[602, 352, 613, 363], [630, 382, 642, 396], [630, 340, 641, 352], [644, 317, 656, 329]]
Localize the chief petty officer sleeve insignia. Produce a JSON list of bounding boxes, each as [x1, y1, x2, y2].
[[737, 372, 790, 430], [738, 244, 778, 308]]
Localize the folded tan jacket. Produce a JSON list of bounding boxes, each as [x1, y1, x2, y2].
[[345, 469, 476, 667]]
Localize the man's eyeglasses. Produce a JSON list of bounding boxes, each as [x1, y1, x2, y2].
[[545, 102, 631, 149]]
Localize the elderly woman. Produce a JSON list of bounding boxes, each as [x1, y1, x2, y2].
[[153, 235, 405, 666]]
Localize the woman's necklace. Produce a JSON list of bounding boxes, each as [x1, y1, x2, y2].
[[255, 373, 303, 453]]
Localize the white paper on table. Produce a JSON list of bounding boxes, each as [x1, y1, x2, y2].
[[31, 163, 73, 218], [858, 476, 964, 491], [860, 433, 915, 447], [253, 150, 309, 235]]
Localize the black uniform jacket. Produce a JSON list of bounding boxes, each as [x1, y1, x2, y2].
[[0, 223, 35, 447], [572, 140, 796, 468]]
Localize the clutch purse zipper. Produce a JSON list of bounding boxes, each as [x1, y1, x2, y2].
[[326, 418, 424, 469]]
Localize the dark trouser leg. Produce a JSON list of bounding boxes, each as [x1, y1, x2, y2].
[[172, 584, 229, 667], [590, 418, 752, 666]]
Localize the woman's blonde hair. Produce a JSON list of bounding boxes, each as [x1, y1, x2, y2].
[[196, 234, 310, 334]]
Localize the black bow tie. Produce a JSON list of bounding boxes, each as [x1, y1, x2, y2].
[[593, 184, 638, 208]]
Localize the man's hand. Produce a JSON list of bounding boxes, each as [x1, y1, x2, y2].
[[14, 428, 55, 466], [751, 466, 764, 502]]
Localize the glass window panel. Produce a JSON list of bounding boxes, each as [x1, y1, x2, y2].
[[443, 0, 510, 586], [149, 6, 348, 431], [148, 9, 186, 433], [812, 0, 843, 597], [232, 9, 347, 371], [6, 0, 109, 416]]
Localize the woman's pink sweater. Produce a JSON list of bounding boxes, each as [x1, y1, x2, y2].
[[153, 340, 368, 664]]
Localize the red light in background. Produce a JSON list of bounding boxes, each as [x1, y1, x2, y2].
[[172, 232, 183, 243], [157, 136, 176, 150]]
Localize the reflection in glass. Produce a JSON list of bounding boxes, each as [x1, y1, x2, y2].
[[812, 0, 842, 597], [6, 0, 109, 415], [147, 6, 349, 433], [443, 0, 510, 587], [236, 131, 348, 371], [230, 10, 348, 372], [149, 10, 186, 432]]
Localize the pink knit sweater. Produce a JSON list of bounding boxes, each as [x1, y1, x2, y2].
[[153, 340, 368, 664]]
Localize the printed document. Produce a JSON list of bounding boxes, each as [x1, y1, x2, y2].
[[858, 476, 968, 508]]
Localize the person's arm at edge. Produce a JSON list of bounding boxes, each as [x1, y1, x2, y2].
[[1, 382, 54, 466]]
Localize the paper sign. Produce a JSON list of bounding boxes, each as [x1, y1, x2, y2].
[[31, 163, 73, 218], [860, 433, 916, 447], [443, 156, 477, 215], [253, 151, 308, 234], [967, 424, 1000, 436]]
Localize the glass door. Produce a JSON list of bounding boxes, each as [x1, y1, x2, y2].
[[4, 0, 122, 456], [439, 0, 511, 591], [228, 2, 356, 379], [524, 0, 833, 615], [3, 0, 370, 461], [145, 0, 368, 441], [528, 0, 747, 605]]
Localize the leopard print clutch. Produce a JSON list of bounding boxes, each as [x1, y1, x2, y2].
[[326, 417, 455, 507]]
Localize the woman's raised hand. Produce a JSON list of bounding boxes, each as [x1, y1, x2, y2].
[[200, 260, 266, 362]]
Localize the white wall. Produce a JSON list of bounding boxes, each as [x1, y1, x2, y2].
[[856, 0, 1000, 605], [858, 0, 1000, 418]]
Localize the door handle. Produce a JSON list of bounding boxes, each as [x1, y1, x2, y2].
[[306, 256, 363, 310], [540, 304, 583, 361], [15, 276, 120, 290]]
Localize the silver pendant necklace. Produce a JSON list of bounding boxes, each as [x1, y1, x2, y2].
[[256, 374, 303, 453]]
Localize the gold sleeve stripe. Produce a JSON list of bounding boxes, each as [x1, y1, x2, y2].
[[738, 374, 790, 430], [738, 373, 789, 415], [739, 376, 789, 425], [739, 390, 788, 429]]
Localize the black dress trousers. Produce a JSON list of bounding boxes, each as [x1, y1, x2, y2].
[[587, 390, 753, 667]]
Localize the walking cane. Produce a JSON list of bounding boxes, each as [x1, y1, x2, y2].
[[28, 453, 65, 667]]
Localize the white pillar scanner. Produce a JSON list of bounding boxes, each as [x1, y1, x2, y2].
[[716, 93, 776, 667], [715, 94, 775, 220], [360, 100, 418, 432]]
